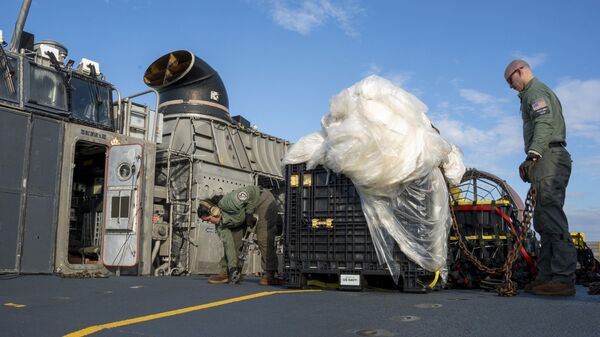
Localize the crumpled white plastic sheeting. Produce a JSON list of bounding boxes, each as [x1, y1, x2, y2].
[[283, 131, 326, 170], [283, 75, 465, 283], [442, 144, 466, 187]]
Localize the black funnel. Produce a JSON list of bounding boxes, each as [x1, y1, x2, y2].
[[144, 50, 231, 122]]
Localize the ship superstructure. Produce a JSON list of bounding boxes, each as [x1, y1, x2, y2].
[[0, 0, 288, 278]]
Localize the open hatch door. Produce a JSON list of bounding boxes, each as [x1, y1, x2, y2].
[[102, 144, 143, 267]]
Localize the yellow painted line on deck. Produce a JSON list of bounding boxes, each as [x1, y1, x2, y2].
[[3, 302, 27, 308], [63, 289, 321, 337]]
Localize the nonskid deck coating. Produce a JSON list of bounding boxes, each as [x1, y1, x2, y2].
[[1, 275, 599, 337]]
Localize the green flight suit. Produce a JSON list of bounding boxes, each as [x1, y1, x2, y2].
[[215, 186, 279, 273], [519, 77, 576, 284]]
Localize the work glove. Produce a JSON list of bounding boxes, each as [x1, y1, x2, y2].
[[518, 153, 541, 183], [245, 213, 258, 227]]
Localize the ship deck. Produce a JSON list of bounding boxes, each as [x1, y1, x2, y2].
[[1, 275, 599, 337]]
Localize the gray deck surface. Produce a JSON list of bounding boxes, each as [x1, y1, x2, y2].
[[1, 275, 599, 337]]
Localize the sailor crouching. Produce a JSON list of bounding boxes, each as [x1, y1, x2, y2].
[[198, 186, 280, 285]]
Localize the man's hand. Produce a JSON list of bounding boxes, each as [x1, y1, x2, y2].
[[519, 152, 541, 183], [245, 213, 258, 227]]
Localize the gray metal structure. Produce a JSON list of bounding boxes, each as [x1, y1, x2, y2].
[[0, 20, 157, 276], [0, 109, 63, 274], [1, 9, 288, 278], [145, 51, 288, 276]]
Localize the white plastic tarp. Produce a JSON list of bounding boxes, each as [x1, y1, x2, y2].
[[283, 75, 465, 283]]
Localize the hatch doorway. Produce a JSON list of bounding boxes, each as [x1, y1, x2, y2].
[[67, 141, 107, 265]]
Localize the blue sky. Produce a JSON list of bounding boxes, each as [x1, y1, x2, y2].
[[2, 0, 599, 239]]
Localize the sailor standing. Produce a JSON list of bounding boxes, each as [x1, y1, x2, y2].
[[504, 59, 576, 296]]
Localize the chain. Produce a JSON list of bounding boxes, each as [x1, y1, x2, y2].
[[450, 186, 537, 296]]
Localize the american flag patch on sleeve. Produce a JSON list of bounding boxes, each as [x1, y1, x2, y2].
[[532, 98, 547, 111], [532, 98, 550, 116]]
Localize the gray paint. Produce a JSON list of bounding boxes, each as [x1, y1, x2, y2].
[[53, 123, 155, 276], [0, 194, 22, 271], [137, 141, 157, 276], [102, 144, 142, 267], [0, 108, 28, 271], [20, 116, 63, 273], [1, 276, 599, 337], [20, 195, 57, 272], [157, 114, 288, 274]]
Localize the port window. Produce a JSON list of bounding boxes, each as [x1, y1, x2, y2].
[[70, 77, 111, 128], [117, 162, 132, 181], [28, 64, 67, 111]]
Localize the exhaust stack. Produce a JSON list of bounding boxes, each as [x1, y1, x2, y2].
[[144, 50, 230, 123], [10, 0, 32, 51]]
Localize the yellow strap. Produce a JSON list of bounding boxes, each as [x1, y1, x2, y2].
[[453, 199, 512, 206], [449, 235, 508, 240], [306, 280, 339, 289], [428, 271, 440, 289]]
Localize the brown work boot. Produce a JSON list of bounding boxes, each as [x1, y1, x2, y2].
[[531, 281, 576, 296], [207, 272, 229, 284], [524, 279, 548, 293], [259, 271, 281, 286]]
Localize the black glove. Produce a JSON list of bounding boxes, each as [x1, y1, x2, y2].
[[245, 213, 258, 227], [519, 159, 534, 182], [518, 153, 540, 183]]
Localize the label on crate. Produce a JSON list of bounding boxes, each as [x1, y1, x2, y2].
[[340, 274, 360, 287]]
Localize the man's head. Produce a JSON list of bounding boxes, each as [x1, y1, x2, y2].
[[198, 200, 221, 224], [504, 59, 534, 92]]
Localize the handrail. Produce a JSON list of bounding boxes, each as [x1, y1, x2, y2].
[[121, 89, 160, 141], [111, 87, 122, 133]]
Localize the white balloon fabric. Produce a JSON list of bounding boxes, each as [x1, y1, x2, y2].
[[442, 144, 467, 187], [283, 75, 465, 283]]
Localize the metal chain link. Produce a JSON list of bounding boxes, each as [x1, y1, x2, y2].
[[450, 186, 537, 296]]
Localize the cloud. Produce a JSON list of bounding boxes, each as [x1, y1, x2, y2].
[[459, 89, 494, 105], [433, 115, 522, 156], [387, 72, 412, 88], [580, 155, 600, 169], [364, 63, 413, 90], [449, 77, 464, 88], [267, 0, 361, 36], [433, 117, 491, 149], [510, 51, 546, 68], [430, 113, 522, 180], [565, 207, 600, 241], [554, 79, 600, 143], [572, 154, 600, 180], [437, 101, 449, 109], [457, 88, 509, 117], [364, 63, 381, 77], [425, 84, 528, 178], [431, 87, 523, 175]]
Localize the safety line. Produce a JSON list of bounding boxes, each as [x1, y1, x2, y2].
[[63, 289, 321, 337]]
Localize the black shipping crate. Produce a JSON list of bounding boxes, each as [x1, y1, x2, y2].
[[284, 163, 436, 292], [451, 200, 515, 237]]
